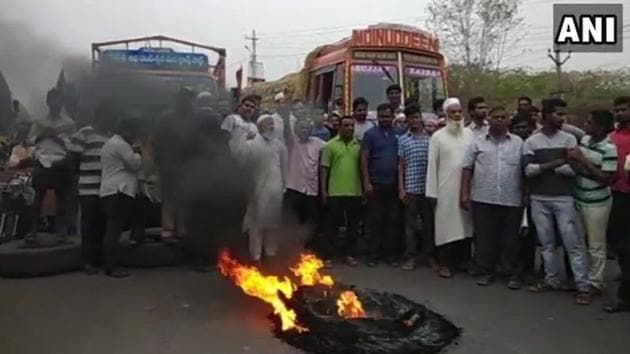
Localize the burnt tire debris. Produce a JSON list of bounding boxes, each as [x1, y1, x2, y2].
[[0, 233, 81, 277], [274, 284, 461, 354]]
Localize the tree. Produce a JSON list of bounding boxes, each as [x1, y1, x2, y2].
[[446, 66, 630, 123], [427, 0, 525, 70]]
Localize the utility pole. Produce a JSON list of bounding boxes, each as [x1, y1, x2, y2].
[[245, 30, 259, 65], [245, 30, 260, 86], [547, 48, 572, 99]]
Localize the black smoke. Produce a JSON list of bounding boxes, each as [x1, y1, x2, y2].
[[0, 16, 85, 118]]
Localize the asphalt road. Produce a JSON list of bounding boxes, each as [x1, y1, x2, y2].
[[1, 260, 629, 354]]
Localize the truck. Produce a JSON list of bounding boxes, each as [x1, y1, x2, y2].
[[244, 23, 448, 118], [64, 35, 227, 120]]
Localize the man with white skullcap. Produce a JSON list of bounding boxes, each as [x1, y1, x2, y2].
[[234, 114, 288, 263], [422, 113, 439, 136], [425, 97, 474, 278], [269, 92, 298, 145]]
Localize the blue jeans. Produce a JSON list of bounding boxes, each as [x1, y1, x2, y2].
[[530, 198, 589, 292]]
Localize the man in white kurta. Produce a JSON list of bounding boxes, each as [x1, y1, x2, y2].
[[235, 114, 288, 262], [425, 98, 474, 278]]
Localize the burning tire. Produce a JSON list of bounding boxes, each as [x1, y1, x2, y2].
[[218, 251, 461, 354], [275, 284, 461, 354], [0, 234, 81, 278]]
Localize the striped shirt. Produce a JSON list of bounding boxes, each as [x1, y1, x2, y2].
[[68, 126, 111, 196], [575, 135, 618, 204], [523, 130, 577, 201]]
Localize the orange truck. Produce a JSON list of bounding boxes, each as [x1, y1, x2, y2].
[[245, 23, 448, 117]]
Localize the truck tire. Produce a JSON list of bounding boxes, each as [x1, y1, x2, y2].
[[0, 234, 81, 278]]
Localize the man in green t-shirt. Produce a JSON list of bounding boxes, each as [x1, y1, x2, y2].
[[568, 110, 618, 296], [319, 116, 362, 267]]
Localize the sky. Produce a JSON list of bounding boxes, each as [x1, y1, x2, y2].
[[0, 0, 628, 108]]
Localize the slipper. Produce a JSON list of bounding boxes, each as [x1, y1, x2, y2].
[[438, 267, 452, 278], [345, 256, 359, 267], [528, 281, 558, 293], [401, 259, 415, 271], [575, 291, 592, 306]]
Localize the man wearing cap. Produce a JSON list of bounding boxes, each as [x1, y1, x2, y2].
[[234, 114, 288, 263], [426, 97, 474, 278], [270, 92, 295, 145], [422, 114, 439, 136]]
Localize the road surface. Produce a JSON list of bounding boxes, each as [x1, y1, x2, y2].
[[1, 261, 629, 354]]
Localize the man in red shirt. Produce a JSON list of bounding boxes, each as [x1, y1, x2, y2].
[[606, 96, 630, 312]]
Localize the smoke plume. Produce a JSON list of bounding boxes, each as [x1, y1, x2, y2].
[[0, 16, 86, 117]]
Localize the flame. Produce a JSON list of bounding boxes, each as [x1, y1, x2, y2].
[[290, 254, 334, 287], [218, 251, 365, 331], [218, 250, 307, 332], [336, 291, 366, 319]]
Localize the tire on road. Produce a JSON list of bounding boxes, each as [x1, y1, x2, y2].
[[0, 234, 81, 278]]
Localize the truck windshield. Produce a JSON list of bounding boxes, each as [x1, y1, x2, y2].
[[351, 64, 399, 112], [403, 66, 445, 113]]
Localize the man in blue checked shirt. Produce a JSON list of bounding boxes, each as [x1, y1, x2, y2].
[[397, 103, 435, 271]]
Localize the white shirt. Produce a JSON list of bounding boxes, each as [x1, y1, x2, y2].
[[100, 135, 142, 198], [221, 113, 258, 152], [269, 112, 299, 144], [29, 113, 76, 168], [221, 113, 257, 137], [354, 120, 376, 141], [466, 120, 489, 138], [286, 137, 325, 196]]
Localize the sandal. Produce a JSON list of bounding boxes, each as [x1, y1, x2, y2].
[[345, 256, 358, 267], [438, 267, 453, 278], [402, 259, 416, 271], [528, 281, 557, 293], [575, 291, 592, 306]]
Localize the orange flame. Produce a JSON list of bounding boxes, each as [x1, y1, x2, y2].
[[218, 250, 307, 332], [336, 291, 366, 319], [290, 254, 334, 287]]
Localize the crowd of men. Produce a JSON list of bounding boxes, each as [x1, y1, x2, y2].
[[7, 82, 630, 313]]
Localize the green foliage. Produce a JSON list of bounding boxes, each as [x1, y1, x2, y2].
[[447, 65, 630, 121], [427, 0, 524, 69]]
